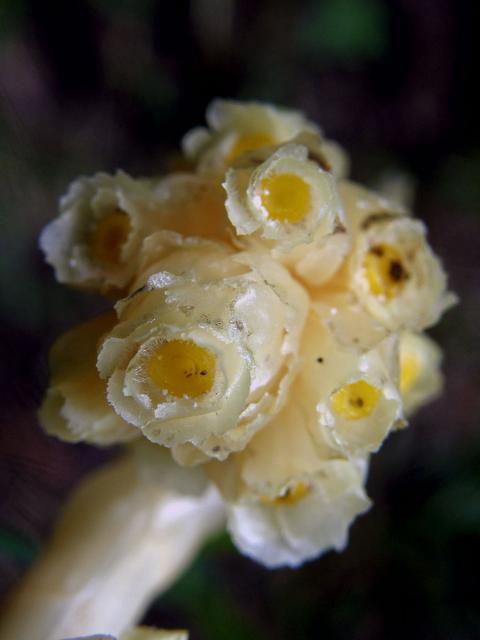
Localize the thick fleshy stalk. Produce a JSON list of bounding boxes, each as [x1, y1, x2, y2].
[[0, 457, 225, 640]]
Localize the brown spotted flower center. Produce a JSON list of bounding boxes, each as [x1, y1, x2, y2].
[[364, 243, 409, 298], [330, 380, 381, 420], [147, 339, 216, 397]]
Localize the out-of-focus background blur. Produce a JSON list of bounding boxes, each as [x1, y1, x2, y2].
[[1, 1, 479, 638]]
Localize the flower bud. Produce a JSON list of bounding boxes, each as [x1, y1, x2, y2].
[[398, 330, 443, 416]]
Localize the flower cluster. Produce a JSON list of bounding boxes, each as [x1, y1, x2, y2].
[[40, 100, 455, 568]]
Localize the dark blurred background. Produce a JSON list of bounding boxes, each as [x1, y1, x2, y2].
[[1, 1, 479, 638]]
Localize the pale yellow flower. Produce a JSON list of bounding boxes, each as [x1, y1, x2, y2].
[[182, 99, 320, 174], [224, 143, 344, 251], [398, 330, 443, 416], [269, 180, 401, 307], [40, 172, 161, 294], [224, 458, 369, 568], [342, 180, 455, 332], [349, 214, 455, 332], [310, 181, 456, 348], [305, 309, 405, 456], [207, 355, 371, 567], [97, 248, 308, 459], [39, 313, 137, 446]]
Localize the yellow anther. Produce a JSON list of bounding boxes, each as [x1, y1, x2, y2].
[[400, 351, 420, 395], [330, 380, 381, 420], [260, 481, 310, 507], [364, 243, 409, 298], [147, 339, 216, 398], [260, 173, 311, 224], [227, 133, 274, 162], [91, 210, 131, 266]]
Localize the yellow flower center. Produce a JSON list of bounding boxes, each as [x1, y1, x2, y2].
[[147, 339, 216, 398], [260, 482, 310, 507], [364, 243, 409, 298], [227, 133, 274, 162], [400, 351, 420, 395], [91, 210, 131, 266], [330, 380, 381, 420], [260, 173, 311, 224]]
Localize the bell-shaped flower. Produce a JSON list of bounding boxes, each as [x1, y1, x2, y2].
[[39, 313, 137, 445], [40, 172, 162, 294], [206, 358, 371, 567], [97, 246, 308, 459], [182, 99, 320, 174], [224, 144, 344, 251], [349, 215, 455, 332], [311, 181, 456, 349], [305, 309, 405, 457]]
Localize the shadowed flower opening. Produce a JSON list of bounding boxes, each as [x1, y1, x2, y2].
[[364, 243, 409, 299], [330, 380, 381, 420], [260, 174, 311, 223], [260, 481, 311, 506], [91, 209, 131, 266], [147, 339, 216, 398], [227, 133, 274, 162]]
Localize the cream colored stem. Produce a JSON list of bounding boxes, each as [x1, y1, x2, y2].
[[0, 456, 225, 639]]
